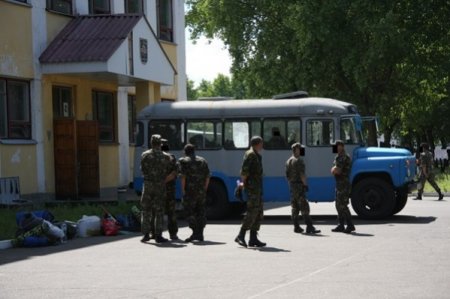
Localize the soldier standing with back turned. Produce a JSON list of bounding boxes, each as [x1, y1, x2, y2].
[[286, 143, 320, 234], [415, 142, 444, 200], [331, 140, 355, 234], [235, 136, 266, 248], [161, 139, 179, 240], [179, 144, 210, 242], [140, 134, 176, 243]]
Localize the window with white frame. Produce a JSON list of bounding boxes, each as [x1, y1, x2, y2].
[[0, 78, 31, 139], [157, 0, 173, 42], [47, 0, 72, 14], [89, 0, 110, 14], [125, 0, 143, 14], [93, 90, 115, 142]]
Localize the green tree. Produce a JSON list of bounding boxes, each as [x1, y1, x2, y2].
[[187, 78, 198, 101], [186, 0, 450, 146]]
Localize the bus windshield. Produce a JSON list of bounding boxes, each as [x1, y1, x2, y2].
[[340, 116, 363, 145]]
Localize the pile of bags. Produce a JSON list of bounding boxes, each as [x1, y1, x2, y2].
[[12, 211, 77, 247], [11, 206, 142, 248]]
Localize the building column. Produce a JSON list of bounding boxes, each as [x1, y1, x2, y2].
[[31, 0, 47, 193], [174, 0, 187, 101], [135, 81, 161, 113], [117, 87, 130, 186]]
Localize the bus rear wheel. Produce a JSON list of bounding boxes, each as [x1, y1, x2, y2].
[[351, 178, 396, 219], [206, 180, 230, 220]]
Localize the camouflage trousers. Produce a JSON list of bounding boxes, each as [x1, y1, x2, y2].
[[289, 183, 311, 226], [141, 181, 166, 235], [165, 190, 178, 236], [335, 187, 351, 220], [12, 222, 48, 247], [183, 191, 207, 231], [418, 174, 441, 195], [241, 190, 264, 231]]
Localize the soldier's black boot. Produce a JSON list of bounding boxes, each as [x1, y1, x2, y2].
[[332, 218, 345, 232], [234, 228, 247, 247], [140, 233, 150, 243], [344, 216, 355, 234], [155, 234, 168, 243], [438, 191, 444, 201], [185, 229, 196, 242], [197, 227, 204, 242], [414, 192, 422, 200], [294, 225, 304, 233], [249, 230, 266, 247], [305, 218, 321, 234]]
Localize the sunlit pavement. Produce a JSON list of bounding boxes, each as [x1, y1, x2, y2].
[[1, 195, 449, 299]]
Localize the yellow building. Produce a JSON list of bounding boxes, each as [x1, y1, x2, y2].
[[0, 0, 186, 200]]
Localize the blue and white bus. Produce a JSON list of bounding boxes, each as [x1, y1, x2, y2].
[[133, 94, 417, 219]]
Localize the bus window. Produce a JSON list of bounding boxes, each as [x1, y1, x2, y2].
[[149, 121, 183, 150], [306, 119, 334, 146], [135, 121, 144, 146], [340, 118, 361, 144], [263, 119, 293, 150], [187, 121, 222, 150], [287, 120, 301, 146], [250, 120, 261, 138], [224, 121, 249, 149]]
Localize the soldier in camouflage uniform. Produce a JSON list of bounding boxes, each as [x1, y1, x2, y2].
[[179, 144, 210, 242], [140, 134, 176, 243], [331, 140, 355, 233], [161, 139, 179, 240], [286, 143, 320, 234], [415, 143, 444, 200], [235, 136, 266, 248]]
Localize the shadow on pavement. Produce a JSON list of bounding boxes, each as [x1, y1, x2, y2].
[[252, 246, 291, 253], [0, 234, 139, 266], [192, 240, 227, 246]]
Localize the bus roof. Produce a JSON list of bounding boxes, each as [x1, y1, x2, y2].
[[137, 97, 358, 120]]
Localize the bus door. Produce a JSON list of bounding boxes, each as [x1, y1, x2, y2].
[[303, 118, 337, 202], [262, 119, 301, 201]]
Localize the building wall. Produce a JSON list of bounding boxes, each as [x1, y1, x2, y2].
[[0, 0, 186, 197], [0, 2, 33, 78]]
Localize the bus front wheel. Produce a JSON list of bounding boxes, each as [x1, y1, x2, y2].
[[206, 180, 230, 220], [351, 178, 396, 219], [392, 188, 408, 215]]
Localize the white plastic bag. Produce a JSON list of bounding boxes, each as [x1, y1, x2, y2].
[[77, 215, 101, 237]]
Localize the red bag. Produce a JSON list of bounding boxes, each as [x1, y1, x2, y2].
[[101, 217, 120, 236]]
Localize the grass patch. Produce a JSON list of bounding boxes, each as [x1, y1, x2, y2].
[[0, 201, 140, 241], [423, 171, 450, 193]]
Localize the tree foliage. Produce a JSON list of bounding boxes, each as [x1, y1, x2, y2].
[[186, 0, 450, 147]]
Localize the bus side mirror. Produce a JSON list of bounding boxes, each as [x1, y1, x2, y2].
[[300, 147, 305, 156], [332, 144, 338, 154]]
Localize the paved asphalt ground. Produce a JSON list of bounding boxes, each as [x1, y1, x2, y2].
[[1, 195, 449, 299]]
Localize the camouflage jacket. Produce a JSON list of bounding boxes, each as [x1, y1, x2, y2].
[[285, 155, 306, 185], [419, 151, 433, 174], [165, 153, 178, 193], [179, 155, 210, 194], [333, 151, 352, 184], [140, 148, 172, 184], [241, 148, 263, 192]]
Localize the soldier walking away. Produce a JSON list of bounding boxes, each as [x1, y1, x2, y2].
[[331, 140, 355, 234], [179, 144, 210, 242], [235, 136, 266, 248], [415, 143, 444, 201], [286, 143, 320, 234], [140, 134, 176, 243], [161, 139, 179, 240]]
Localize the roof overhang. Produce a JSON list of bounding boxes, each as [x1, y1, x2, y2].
[[40, 15, 176, 86]]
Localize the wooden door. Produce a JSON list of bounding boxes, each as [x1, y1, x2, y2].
[[54, 119, 77, 199], [76, 121, 99, 197]]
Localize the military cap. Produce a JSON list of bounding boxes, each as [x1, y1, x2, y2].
[[291, 142, 302, 150], [151, 134, 162, 145], [334, 140, 345, 146], [250, 136, 263, 146]]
